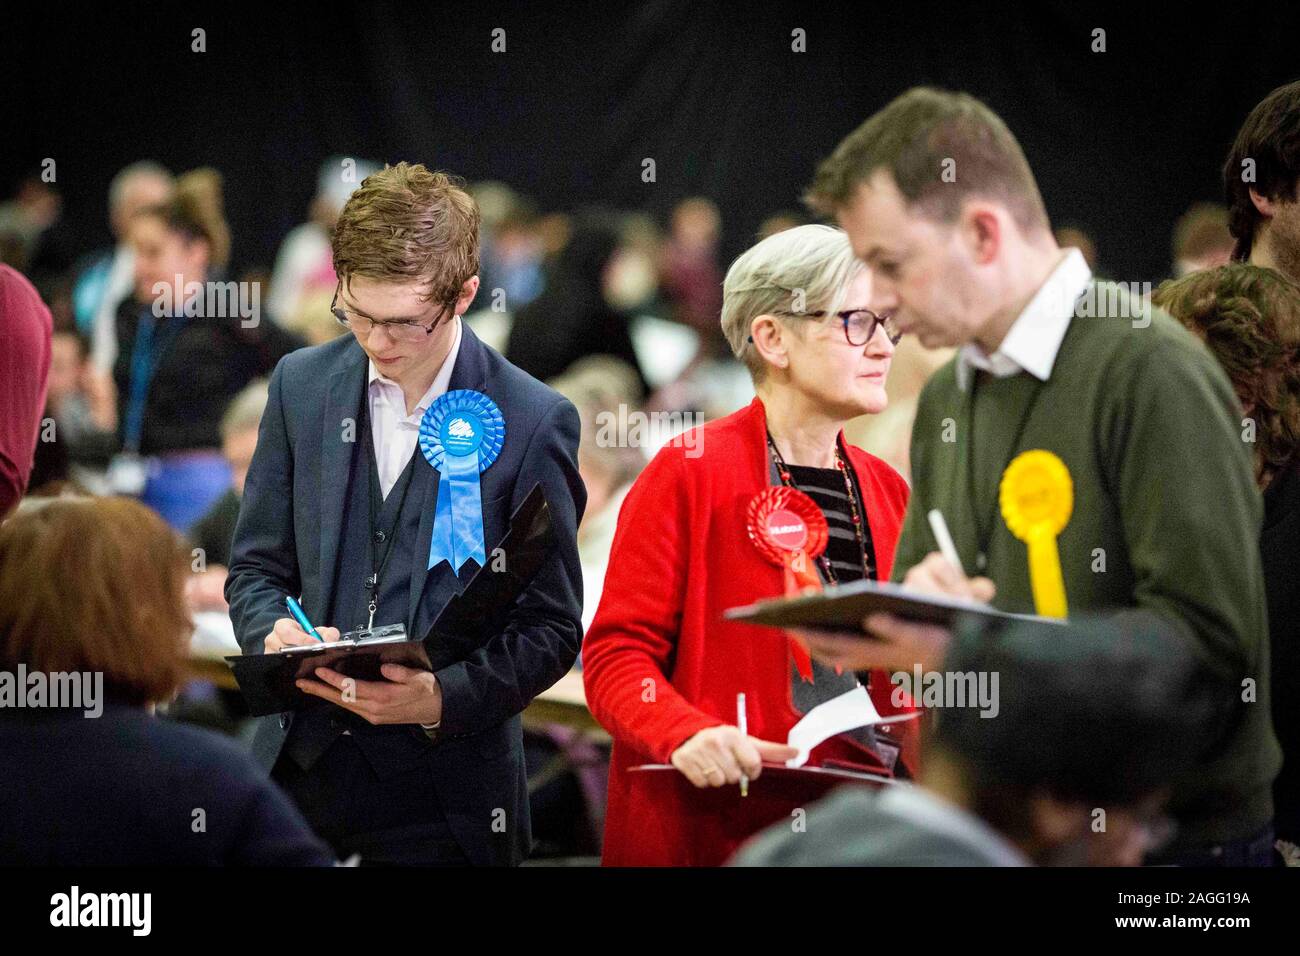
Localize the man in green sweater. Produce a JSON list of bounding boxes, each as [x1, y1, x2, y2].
[[800, 87, 1280, 865]]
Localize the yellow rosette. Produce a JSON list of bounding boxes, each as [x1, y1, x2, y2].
[[999, 450, 1073, 619]]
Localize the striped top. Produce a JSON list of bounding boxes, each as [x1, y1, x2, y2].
[[785, 463, 877, 583], [783, 462, 893, 768]]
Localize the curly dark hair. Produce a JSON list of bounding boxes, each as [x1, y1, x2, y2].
[[1152, 264, 1300, 489], [1222, 81, 1300, 261]]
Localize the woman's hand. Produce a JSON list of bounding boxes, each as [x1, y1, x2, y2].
[[669, 725, 798, 788]]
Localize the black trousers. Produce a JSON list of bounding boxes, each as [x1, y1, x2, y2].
[[273, 734, 469, 866]]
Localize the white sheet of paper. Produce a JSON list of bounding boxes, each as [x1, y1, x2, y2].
[[786, 684, 882, 768]]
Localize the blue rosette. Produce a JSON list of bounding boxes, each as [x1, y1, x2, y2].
[[418, 389, 505, 573]]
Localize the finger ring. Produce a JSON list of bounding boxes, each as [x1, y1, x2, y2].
[[701, 765, 720, 776]]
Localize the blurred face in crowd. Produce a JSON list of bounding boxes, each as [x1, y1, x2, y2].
[[603, 245, 658, 311], [838, 169, 1000, 350], [671, 198, 720, 252], [1030, 792, 1171, 867], [47, 333, 85, 410], [762, 267, 895, 420], [223, 426, 260, 498], [129, 214, 209, 307], [336, 276, 479, 391]]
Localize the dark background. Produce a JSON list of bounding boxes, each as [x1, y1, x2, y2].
[[4, 1, 1299, 281]]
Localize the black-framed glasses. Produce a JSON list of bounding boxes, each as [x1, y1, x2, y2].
[[750, 308, 902, 347], [330, 283, 455, 341]]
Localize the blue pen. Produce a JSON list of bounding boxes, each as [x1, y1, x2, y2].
[[285, 595, 324, 641]]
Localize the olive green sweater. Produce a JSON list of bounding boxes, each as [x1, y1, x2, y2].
[[894, 283, 1280, 850]]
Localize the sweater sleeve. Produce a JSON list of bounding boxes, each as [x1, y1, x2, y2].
[[582, 447, 725, 763], [1103, 341, 1266, 684]]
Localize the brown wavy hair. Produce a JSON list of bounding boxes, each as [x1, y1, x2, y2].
[[331, 162, 480, 308], [1152, 264, 1300, 489], [0, 497, 192, 705]]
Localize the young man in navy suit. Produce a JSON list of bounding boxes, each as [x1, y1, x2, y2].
[[226, 162, 586, 865]]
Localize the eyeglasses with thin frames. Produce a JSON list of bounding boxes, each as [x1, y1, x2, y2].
[[748, 308, 902, 347], [330, 283, 456, 342]]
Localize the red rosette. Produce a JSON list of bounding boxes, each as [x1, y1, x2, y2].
[[746, 486, 828, 569], [746, 487, 829, 682]]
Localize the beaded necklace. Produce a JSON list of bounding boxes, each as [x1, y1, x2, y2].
[[766, 431, 870, 584]]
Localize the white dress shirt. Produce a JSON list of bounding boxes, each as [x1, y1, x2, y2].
[[367, 316, 463, 499], [955, 248, 1092, 392]]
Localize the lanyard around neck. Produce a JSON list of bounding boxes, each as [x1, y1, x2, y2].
[[964, 371, 1049, 572], [123, 310, 186, 453], [362, 398, 416, 630]]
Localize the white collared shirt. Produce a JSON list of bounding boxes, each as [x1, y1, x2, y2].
[[955, 248, 1092, 391], [367, 316, 463, 499]]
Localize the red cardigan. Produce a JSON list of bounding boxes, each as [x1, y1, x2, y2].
[[582, 397, 916, 866]]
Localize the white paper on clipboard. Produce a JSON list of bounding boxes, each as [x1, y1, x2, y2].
[[785, 684, 919, 767]]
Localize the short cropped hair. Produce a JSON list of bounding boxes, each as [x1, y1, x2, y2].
[[0, 497, 192, 706], [332, 162, 481, 308], [806, 86, 1050, 234], [720, 224, 863, 382], [1222, 80, 1300, 261]]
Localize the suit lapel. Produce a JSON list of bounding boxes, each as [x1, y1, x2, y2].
[[407, 323, 493, 627], [319, 343, 368, 619]]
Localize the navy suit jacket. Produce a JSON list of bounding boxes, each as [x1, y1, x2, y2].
[[225, 324, 586, 865]]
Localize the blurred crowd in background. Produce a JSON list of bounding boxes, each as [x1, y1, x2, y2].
[[3, 155, 1244, 502]]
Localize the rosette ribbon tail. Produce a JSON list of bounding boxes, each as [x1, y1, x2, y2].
[[1026, 527, 1068, 619], [428, 449, 488, 573], [782, 553, 821, 683]]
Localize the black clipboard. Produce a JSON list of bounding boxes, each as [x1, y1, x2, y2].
[[724, 578, 1060, 635], [225, 482, 555, 716], [224, 624, 428, 716]]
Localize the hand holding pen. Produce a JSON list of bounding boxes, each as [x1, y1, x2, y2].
[[262, 597, 341, 652]]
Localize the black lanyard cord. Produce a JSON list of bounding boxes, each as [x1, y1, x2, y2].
[[362, 400, 417, 628], [965, 371, 1049, 569]]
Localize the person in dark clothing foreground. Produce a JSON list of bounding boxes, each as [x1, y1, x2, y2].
[[0, 496, 334, 866], [735, 614, 1227, 866]]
